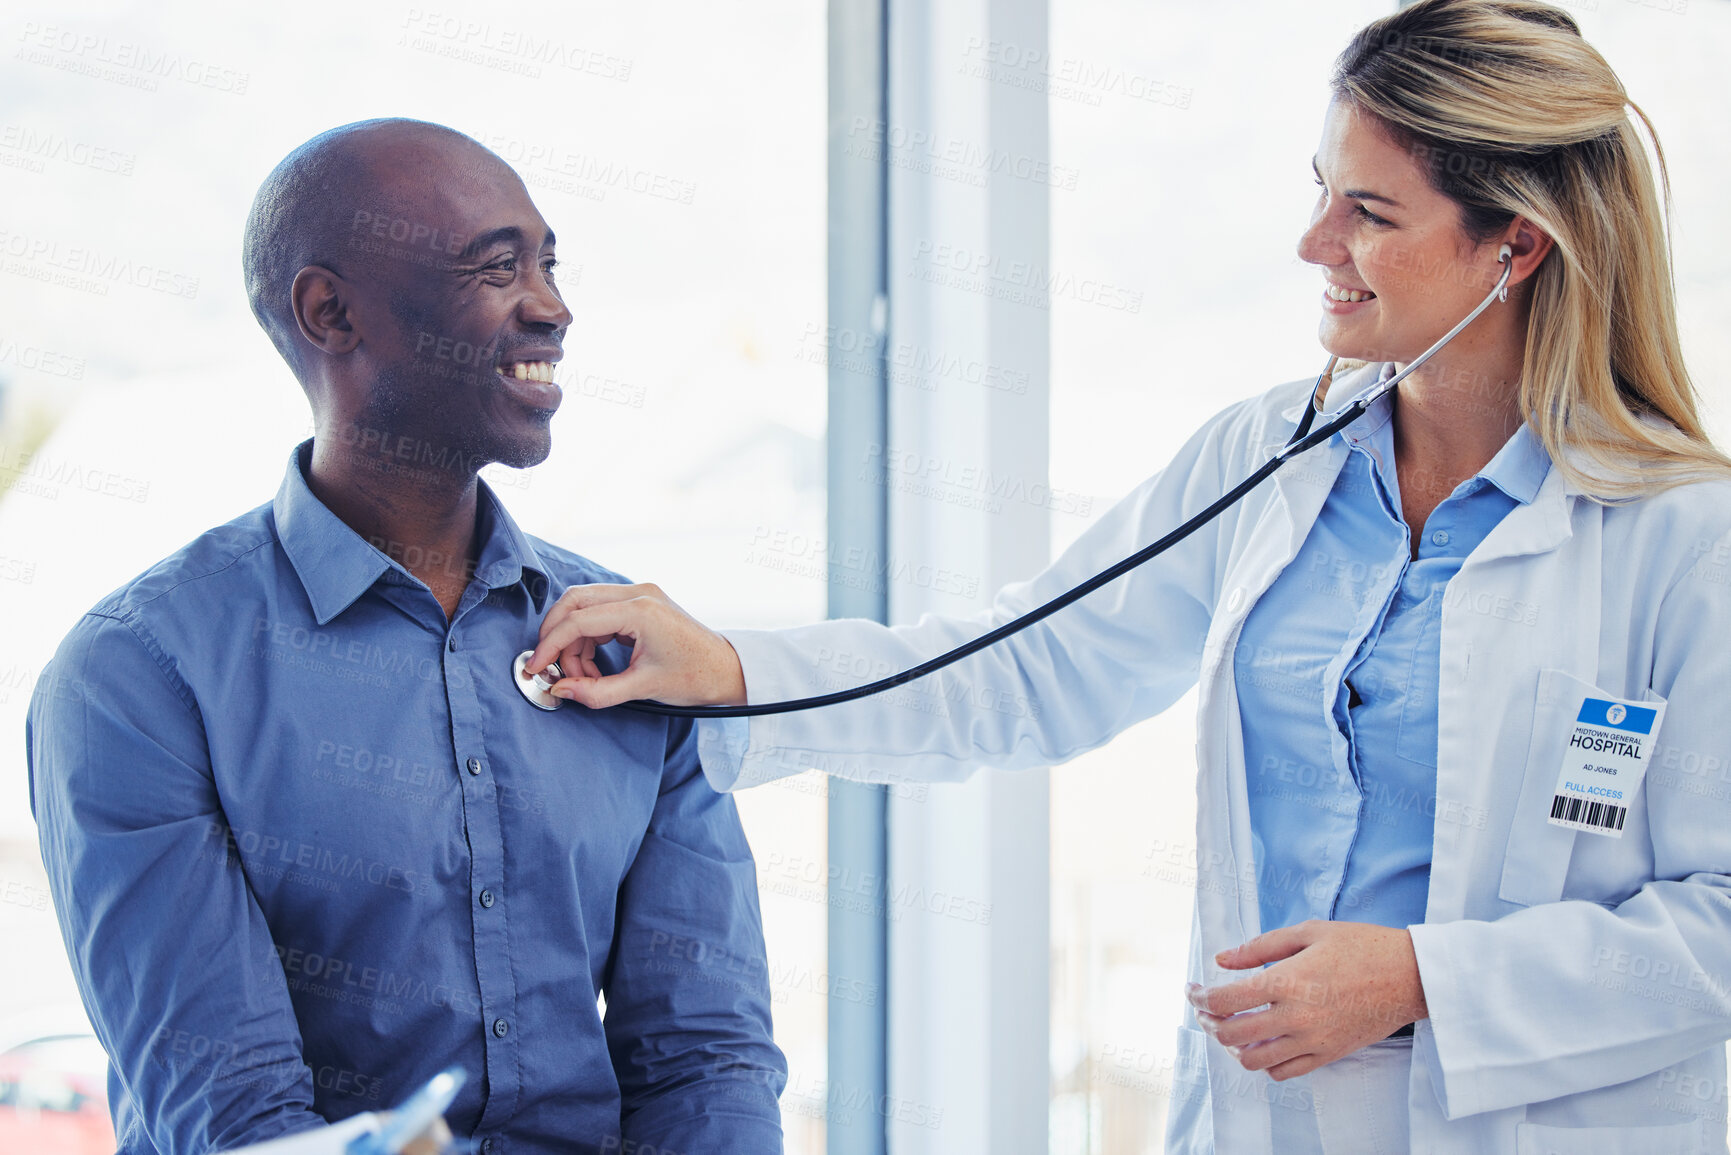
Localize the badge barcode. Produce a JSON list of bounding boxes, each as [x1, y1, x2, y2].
[[1550, 793, 1627, 832]]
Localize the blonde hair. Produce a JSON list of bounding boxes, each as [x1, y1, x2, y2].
[[1334, 0, 1731, 498]]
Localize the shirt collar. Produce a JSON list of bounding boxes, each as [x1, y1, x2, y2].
[[1338, 363, 1552, 506], [1477, 421, 1551, 505], [1338, 362, 1398, 451], [273, 438, 553, 625]]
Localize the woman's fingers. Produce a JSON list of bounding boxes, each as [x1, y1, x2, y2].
[[1215, 921, 1320, 970], [549, 661, 663, 712], [526, 601, 647, 676], [1235, 1034, 1312, 1077], [526, 583, 748, 709], [1188, 973, 1270, 1019], [1209, 1006, 1285, 1051], [535, 583, 669, 647], [553, 637, 604, 683]]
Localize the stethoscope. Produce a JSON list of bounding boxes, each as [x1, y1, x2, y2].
[[514, 246, 1515, 719]]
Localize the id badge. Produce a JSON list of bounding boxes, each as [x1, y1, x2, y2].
[[1548, 693, 1667, 838]]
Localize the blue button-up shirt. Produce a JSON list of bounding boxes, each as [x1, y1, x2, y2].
[[28, 440, 785, 1155], [1235, 381, 1551, 935]]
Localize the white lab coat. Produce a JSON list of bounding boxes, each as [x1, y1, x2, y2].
[[696, 364, 1731, 1153]]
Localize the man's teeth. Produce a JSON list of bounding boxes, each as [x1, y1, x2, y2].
[[506, 362, 556, 383], [1326, 284, 1376, 303]]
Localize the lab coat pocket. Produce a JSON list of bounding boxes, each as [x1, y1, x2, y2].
[[1498, 668, 1589, 907], [1514, 1117, 1704, 1154]]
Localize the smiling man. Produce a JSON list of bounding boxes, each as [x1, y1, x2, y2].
[[27, 119, 785, 1155]]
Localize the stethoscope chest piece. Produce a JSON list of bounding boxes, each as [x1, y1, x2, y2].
[[512, 650, 564, 711]]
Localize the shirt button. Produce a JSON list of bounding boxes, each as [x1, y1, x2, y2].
[[480, 1141, 493, 1154], [479, 888, 495, 908], [467, 757, 481, 776], [448, 636, 458, 652], [1430, 529, 1451, 547], [493, 1018, 510, 1038]]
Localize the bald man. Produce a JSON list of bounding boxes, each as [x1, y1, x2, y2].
[[28, 120, 785, 1155]]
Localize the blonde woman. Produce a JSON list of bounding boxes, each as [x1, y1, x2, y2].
[[528, 1, 1731, 1150]]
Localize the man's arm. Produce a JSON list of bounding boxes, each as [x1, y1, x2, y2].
[[29, 612, 327, 1153], [601, 716, 786, 1152]]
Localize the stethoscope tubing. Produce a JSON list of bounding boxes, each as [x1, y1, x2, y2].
[[615, 251, 1515, 720]]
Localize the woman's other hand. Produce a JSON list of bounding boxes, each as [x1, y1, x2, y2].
[[1186, 920, 1429, 1080]]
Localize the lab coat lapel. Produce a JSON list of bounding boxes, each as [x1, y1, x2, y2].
[[1429, 462, 1599, 927], [1194, 430, 1349, 1155], [1197, 433, 1348, 951], [1455, 452, 1578, 566]]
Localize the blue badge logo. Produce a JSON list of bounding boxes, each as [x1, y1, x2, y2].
[[1577, 698, 1656, 734]]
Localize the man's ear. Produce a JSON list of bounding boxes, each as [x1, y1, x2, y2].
[[291, 266, 361, 355]]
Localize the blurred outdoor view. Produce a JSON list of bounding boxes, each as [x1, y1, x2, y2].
[[1, 1, 1727, 1153]]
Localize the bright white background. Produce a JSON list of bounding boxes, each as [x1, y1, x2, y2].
[[1, 2, 1727, 1153]]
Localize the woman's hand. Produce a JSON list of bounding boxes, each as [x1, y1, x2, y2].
[[524, 583, 747, 710], [1185, 920, 1428, 1081]]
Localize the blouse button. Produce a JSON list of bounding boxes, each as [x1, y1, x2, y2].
[[1430, 529, 1451, 547]]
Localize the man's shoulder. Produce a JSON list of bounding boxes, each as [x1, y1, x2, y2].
[[83, 501, 281, 628], [522, 534, 633, 589]]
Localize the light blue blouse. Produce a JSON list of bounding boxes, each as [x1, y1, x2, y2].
[[1235, 379, 1551, 933]]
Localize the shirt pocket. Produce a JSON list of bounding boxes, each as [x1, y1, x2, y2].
[[1514, 1117, 1704, 1154], [1499, 668, 1593, 907]]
